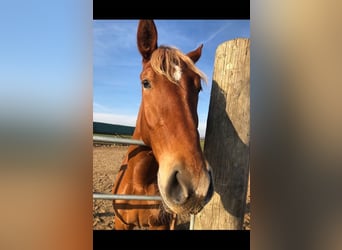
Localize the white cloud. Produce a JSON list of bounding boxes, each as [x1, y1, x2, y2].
[[93, 112, 137, 127], [93, 112, 207, 138], [198, 121, 207, 139], [200, 23, 232, 45], [93, 102, 113, 113], [93, 20, 138, 67]]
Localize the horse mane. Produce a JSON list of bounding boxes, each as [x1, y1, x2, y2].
[[150, 45, 207, 85]]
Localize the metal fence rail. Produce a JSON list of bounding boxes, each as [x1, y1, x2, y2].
[[93, 135, 146, 146], [93, 193, 162, 201]]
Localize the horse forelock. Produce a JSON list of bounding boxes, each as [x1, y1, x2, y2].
[[150, 46, 207, 85]]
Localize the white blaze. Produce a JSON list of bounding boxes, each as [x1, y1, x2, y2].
[[173, 65, 182, 81]]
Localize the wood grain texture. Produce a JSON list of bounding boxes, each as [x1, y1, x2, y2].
[[194, 38, 250, 229]]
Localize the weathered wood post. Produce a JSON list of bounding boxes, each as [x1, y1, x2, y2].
[[194, 38, 250, 229]]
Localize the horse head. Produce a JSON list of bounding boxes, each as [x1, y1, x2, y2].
[[135, 20, 214, 215]]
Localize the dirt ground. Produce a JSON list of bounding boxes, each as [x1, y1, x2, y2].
[[93, 144, 250, 230]]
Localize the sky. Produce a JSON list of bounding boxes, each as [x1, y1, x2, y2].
[[93, 19, 250, 137]]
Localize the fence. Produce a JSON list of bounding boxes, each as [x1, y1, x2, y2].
[[93, 122, 195, 229]]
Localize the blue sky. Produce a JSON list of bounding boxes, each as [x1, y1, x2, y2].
[[93, 19, 250, 137]]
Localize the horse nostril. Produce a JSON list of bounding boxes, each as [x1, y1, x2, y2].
[[166, 170, 191, 205]]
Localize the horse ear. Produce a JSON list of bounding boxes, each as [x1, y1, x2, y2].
[[137, 20, 158, 61], [187, 44, 203, 63]]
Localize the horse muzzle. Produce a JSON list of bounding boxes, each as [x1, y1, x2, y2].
[[158, 162, 214, 215]]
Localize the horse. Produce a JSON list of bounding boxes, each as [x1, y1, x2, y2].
[[112, 20, 214, 230]]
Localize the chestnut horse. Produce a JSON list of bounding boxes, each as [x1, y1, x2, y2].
[[112, 20, 214, 230]]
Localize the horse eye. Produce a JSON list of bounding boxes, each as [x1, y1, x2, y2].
[[142, 79, 151, 89]]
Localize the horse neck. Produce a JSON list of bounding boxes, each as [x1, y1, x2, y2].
[[132, 105, 151, 146], [125, 110, 159, 186]]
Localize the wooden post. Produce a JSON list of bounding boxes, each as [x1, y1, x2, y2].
[[194, 38, 250, 229]]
